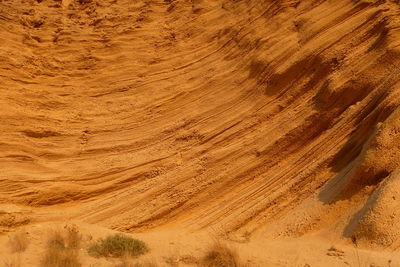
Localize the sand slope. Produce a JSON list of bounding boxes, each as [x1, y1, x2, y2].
[[1, 0, 400, 258]]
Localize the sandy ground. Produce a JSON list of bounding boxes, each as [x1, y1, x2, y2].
[[1, 220, 400, 266], [1, 0, 400, 265]]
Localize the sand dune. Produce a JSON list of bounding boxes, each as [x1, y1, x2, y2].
[[1, 0, 400, 265]]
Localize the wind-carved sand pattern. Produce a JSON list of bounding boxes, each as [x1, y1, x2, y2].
[[1, 0, 400, 266]]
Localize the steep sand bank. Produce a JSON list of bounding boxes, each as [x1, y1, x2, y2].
[[1, 0, 400, 265]]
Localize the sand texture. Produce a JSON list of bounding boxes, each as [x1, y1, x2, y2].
[[1, 0, 400, 266]]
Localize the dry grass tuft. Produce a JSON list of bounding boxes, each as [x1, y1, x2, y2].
[[40, 228, 82, 267], [88, 234, 148, 258], [8, 231, 29, 253], [200, 242, 245, 267]]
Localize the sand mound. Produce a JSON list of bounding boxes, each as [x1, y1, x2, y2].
[[350, 169, 400, 248], [1, 0, 400, 250], [341, 107, 400, 197]]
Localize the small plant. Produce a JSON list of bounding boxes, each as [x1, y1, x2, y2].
[[88, 234, 149, 258], [8, 231, 29, 253], [200, 242, 245, 267], [40, 229, 82, 267]]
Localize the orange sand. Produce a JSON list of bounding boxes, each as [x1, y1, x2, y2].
[[1, 0, 400, 266]]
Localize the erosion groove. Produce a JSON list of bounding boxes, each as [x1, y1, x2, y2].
[[1, 0, 400, 250]]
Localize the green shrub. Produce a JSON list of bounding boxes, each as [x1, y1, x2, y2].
[[88, 234, 148, 258]]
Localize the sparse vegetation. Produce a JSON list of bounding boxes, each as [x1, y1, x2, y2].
[[8, 231, 29, 253], [200, 242, 245, 267], [40, 229, 82, 267], [88, 234, 149, 258]]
